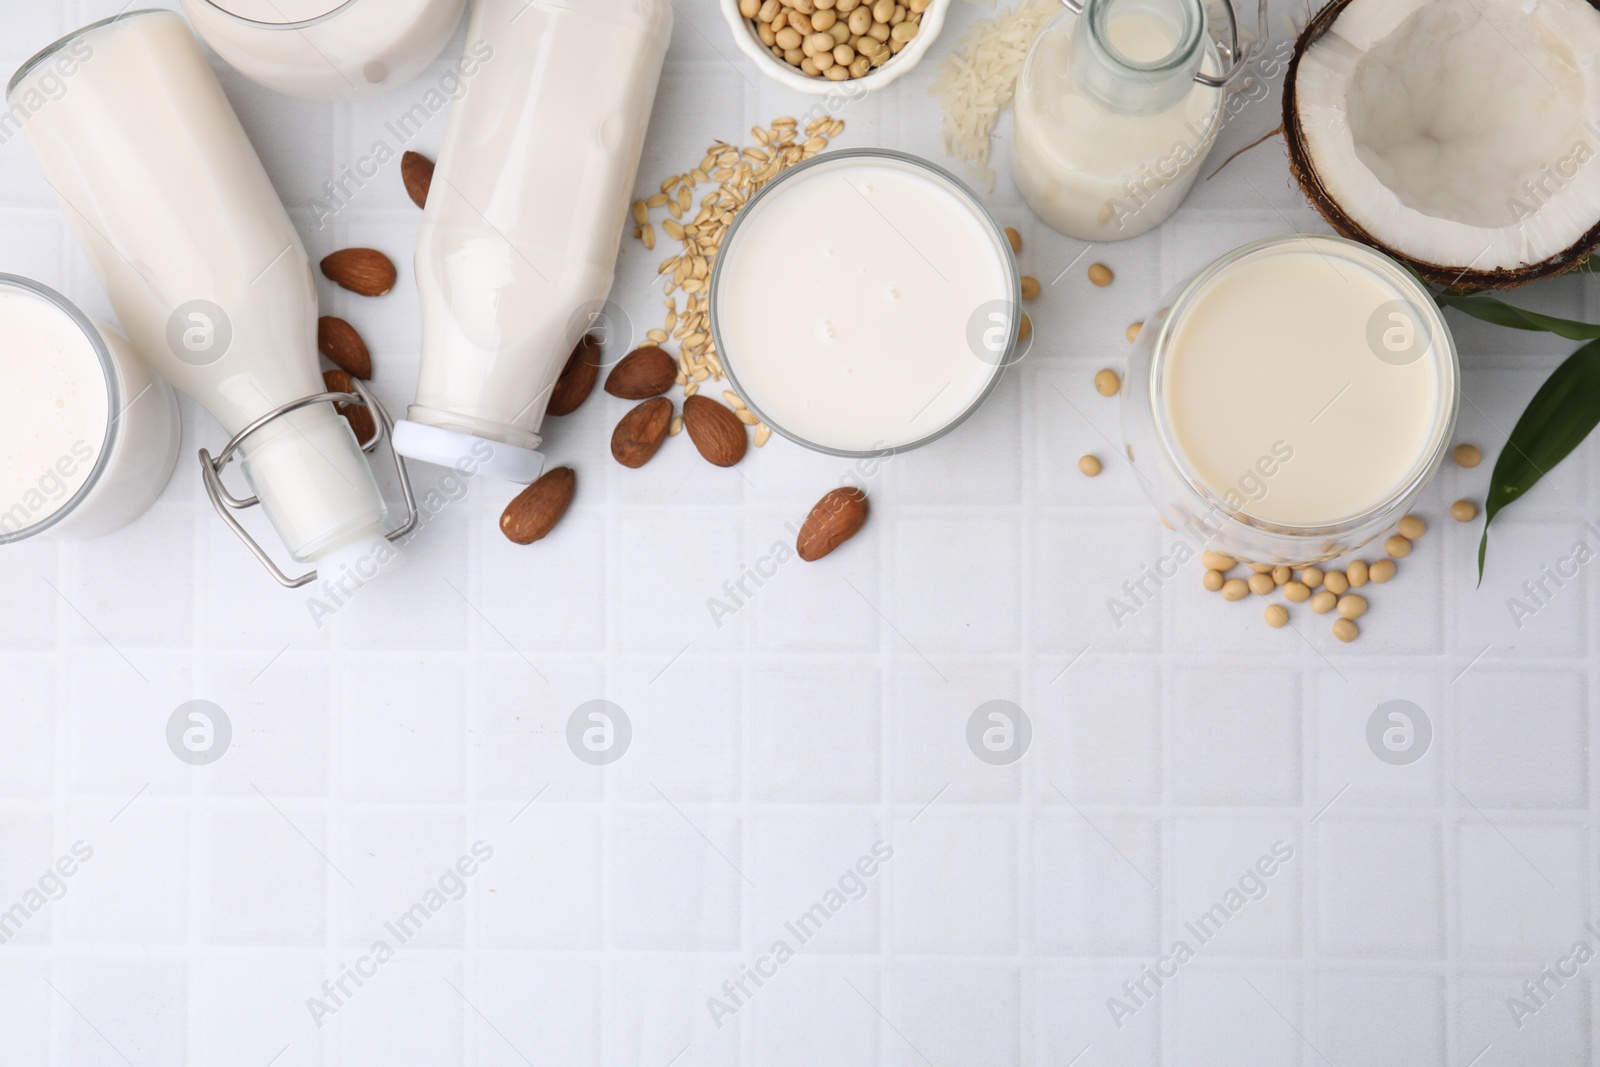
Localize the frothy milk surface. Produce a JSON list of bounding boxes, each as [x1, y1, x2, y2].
[[716, 160, 1010, 452], [1162, 243, 1445, 526], [0, 286, 107, 523]]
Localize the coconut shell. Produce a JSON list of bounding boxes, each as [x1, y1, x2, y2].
[[1283, 0, 1600, 291]]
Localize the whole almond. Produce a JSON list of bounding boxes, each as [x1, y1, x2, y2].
[[322, 369, 376, 443], [317, 316, 372, 379], [320, 248, 396, 297], [548, 334, 602, 416], [604, 345, 676, 399], [401, 150, 434, 210], [681, 395, 747, 467], [611, 396, 673, 468], [797, 487, 869, 562], [499, 466, 576, 545]]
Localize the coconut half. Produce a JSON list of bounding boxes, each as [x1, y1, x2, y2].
[[1286, 0, 1600, 288]]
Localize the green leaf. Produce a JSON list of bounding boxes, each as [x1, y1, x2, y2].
[[1478, 338, 1600, 581], [1438, 292, 1600, 341]]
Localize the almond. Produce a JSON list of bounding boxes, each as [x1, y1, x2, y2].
[[401, 150, 434, 209], [317, 316, 372, 379], [603, 345, 676, 399], [547, 333, 602, 416], [322, 369, 376, 444], [681, 395, 747, 467], [611, 396, 673, 468], [320, 248, 396, 297], [797, 487, 869, 562], [499, 466, 576, 545]]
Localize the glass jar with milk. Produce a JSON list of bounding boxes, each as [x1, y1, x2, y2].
[[1012, 0, 1263, 241], [1122, 235, 1459, 565]]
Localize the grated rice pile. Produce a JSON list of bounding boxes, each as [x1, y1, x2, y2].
[[929, 0, 1057, 190]]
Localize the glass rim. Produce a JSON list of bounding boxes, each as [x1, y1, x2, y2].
[[192, 0, 362, 31], [708, 147, 1020, 459], [1089, 0, 1206, 75], [1146, 233, 1460, 537], [0, 275, 122, 546]]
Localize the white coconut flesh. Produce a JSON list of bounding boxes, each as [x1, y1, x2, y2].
[[1295, 0, 1600, 274]]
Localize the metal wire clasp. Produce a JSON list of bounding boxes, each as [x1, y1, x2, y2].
[[198, 380, 418, 589], [1060, 0, 1267, 88]]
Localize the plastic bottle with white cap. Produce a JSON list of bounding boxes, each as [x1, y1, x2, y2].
[[391, 0, 673, 482], [8, 10, 400, 583]]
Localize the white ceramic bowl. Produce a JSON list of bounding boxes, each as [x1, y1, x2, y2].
[[719, 0, 948, 95]]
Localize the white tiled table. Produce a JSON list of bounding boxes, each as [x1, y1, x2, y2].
[[2, 1, 1598, 1064]]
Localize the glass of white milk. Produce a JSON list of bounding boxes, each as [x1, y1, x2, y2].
[[0, 276, 182, 544], [1121, 235, 1459, 564], [711, 150, 1020, 456], [180, 0, 467, 100]]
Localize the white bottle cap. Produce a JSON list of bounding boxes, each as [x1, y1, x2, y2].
[[313, 530, 403, 587], [392, 419, 545, 483]]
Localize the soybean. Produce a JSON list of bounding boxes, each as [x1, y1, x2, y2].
[[1283, 581, 1311, 603], [1264, 604, 1289, 628], [1346, 560, 1369, 587], [1323, 570, 1349, 595], [1451, 499, 1478, 522], [1248, 572, 1275, 596], [1385, 534, 1412, 558], [1397, 514, 1427, 540], [1201, 550, 1235, 572], [1332, 618, 1360, 643], [1310, 590, 1337, 614], [1336, 594, 1368, 620], [1221, 578, 1250, 601], [1370, 559, 1396, 583], [1095, 369, 1121, 397], [1203, 569, 1225, 592]]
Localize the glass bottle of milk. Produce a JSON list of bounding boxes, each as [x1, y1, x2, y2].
[[1011, 0, 1227, 241]]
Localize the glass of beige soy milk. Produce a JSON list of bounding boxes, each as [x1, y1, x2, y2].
[[1121, 234, 1459, 564], [181, 0, 467, 100]]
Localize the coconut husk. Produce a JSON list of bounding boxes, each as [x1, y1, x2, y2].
[[1283, 0, 1600, 291]]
